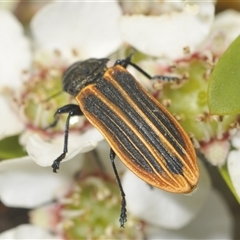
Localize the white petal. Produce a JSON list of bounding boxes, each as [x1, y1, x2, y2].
[[0, 224, 58, 239], [212, 10, 240, 48], [122, 160, 211, 229], [95, 140, 126, 176], [120, 3, 214, 59], [231, 130, 240, 149], [31, 1, 122, 62], [201, 138, 229, 167], [0, 95, 24, 140], [0, 9, 31, 88], [26, 128, 104, 167], [0, 1, 19, 11], [228, 150, 240, 197], [29, 203, 59, 231], [147, 189, 233, 239], [0, 156, 81, 208]]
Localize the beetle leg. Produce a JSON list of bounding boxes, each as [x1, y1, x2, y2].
[[50, 104, 83, 173], [46, 104, 81, 129], [115, 59, 179, 82], [110, 148, 127, 227], [114, 52, 134, 68]]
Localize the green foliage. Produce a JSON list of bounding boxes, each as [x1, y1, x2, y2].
[[208, 35, 240, 115], [0, 135, 26, 160]]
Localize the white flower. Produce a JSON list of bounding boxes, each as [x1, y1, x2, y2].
[[0, 224, 59, 239], [201, 138, 230, 167], [0, 1, 123, 208], [0, 1, 19, 13], [147, 189, 233, 239], [122, 161, 233, 239], [202, 9, 240, 56], [0, 143, 233, 239], [0, 2, 236, 238], [30, 1, 122, 64], [0, 148, 97, 208], [122, 161, 211, 229], [227, 130, 240, 199], [0, 9, 31, 139], [120, 1, 215, 59]]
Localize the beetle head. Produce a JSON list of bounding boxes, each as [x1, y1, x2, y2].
[[63, 58, 109, 96]]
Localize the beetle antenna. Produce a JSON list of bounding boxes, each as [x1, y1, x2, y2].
[[125, 50, 135, 62]]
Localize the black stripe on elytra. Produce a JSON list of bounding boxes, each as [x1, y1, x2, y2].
[[96, 77, 183, 175], [83, 94, 162, 173], [113, 69, 186, 151], [111, 70, 185, 174]]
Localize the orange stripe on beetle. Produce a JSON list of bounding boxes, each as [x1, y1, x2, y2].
[[76, 64, 199, 193]]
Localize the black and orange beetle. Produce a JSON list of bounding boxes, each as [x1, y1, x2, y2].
[[49, 55, 199, 227]]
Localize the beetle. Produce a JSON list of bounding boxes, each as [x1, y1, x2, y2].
[[49, 55, 199, 227]]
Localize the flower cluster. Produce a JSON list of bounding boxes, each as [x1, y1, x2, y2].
[[0, 1, 239, 239]]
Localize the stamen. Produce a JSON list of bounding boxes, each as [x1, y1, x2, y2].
[[162, 98, 171, 108]]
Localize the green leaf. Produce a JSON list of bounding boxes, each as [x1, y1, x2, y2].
[[219, 164, 240, 204], [208, 35, 240, 115], [0, 135, 26, 160]]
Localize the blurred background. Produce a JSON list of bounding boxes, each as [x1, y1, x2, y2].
[[1, 1, 240, 239]]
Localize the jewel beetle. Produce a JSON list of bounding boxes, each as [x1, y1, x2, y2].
[[49, 55, 199, 227]]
